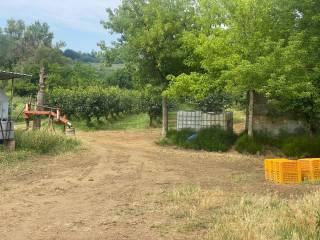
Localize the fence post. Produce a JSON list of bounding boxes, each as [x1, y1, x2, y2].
[[162, 96, 168, 137]]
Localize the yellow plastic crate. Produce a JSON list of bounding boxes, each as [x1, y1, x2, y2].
[[276, 160, 302, 184], [264, 159, 288, 182], [264, 159, 273, 180], [298, 158, 320, 182]]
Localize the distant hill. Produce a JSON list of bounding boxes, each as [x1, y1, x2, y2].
[[63, 49, 100, 63]]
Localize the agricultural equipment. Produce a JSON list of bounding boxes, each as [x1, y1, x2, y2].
[[23, 102, 73, 131]]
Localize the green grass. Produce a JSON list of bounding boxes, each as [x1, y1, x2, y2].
[[0, 130, 80, 167], [73, 113, 150, 131], [15, 130, 80, 154], [0, 148, 32, 167]]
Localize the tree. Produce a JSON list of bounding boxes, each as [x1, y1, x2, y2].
[[166, 0, 311, 136], [102, 0, 196, 134]]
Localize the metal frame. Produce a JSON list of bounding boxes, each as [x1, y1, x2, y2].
[[0, 70, 31, 143]]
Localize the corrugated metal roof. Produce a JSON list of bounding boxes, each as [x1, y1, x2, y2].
[[0, 70, 32, 80]]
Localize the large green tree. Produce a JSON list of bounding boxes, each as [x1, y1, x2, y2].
[[167, 0, 320, 135], [102, 0, 196, 133]]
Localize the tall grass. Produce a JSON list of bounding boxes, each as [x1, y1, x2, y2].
[[165, 185, 320, 239], [15, 130, 80, 154], [1, 130, 80, 166]]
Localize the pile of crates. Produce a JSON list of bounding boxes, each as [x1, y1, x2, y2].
[[264, 158, 320, 184]]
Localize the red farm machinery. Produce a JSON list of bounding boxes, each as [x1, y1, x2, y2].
[[23, 102, 73, 133]]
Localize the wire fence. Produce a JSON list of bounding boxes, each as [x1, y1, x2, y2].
[[175, 111, 233, 131]]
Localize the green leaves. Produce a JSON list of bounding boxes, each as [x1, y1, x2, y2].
[[49, 87, 141, 123], [103, 0, 196, 86]]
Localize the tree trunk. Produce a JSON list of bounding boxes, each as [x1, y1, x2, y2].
[[245, 91, 249, 132], [248, 90, 254, 137], [162, 96, 168, 137], [149, 114, 153, 127], [33, 67, 46, 130]]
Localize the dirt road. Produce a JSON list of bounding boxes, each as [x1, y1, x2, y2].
[[0, 130, 317, 240]]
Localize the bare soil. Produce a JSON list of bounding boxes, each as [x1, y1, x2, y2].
[[0, 130, 318, 240]]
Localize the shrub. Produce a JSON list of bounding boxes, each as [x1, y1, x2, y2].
[[166, 129, 195, 148], [15, 130, 80, 154], [280, 135, 320, 158], [49, 87, 141, 124], [235, 134, 263, 154], [193, 127, 237, 152], [162, 127, 236, 152]]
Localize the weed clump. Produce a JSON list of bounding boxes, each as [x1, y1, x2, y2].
[[15, 130, 80, 154]]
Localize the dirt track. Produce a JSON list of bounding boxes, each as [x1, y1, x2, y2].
[[0, 130, 317, 240]]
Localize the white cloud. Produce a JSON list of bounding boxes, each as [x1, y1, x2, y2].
[[0, 0, 120, 33]]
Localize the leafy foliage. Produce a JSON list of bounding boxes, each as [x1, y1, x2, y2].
[[280, 135, 320, 158], [161, 127, 236, 152], [49, 87, 141, 124], [235, 135, 263, 155], [63, 49, 100, 63]]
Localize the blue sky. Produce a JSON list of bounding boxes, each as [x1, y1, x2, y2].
[[0, 0, 121, 52]]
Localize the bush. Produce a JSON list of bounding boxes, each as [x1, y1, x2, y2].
[[193, 127, 237, 152], [166, 129, 195, 148], [162, 127, 236, 152], [15, 130, 80, 154], [280, 135, 320, 158], [235, 134, 263, 154], [49, 87, 141, 124]]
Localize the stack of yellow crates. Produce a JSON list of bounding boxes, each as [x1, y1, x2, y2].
[[264, 158, 320, 184], [298, 158, 320, 182]]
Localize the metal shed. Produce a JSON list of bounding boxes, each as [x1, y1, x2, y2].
[[0, 70, 32, 150]]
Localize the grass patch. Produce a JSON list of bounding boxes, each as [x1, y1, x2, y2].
[[163, 185, 320, 239], [1, 130, 80, 167], [159, 127, 236, 152], [15, 130, 80, 154], [73, 113, 150, 131], [0, 148, 32, 166]]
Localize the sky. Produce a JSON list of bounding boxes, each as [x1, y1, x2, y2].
[[0, 0, 121, 52]]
